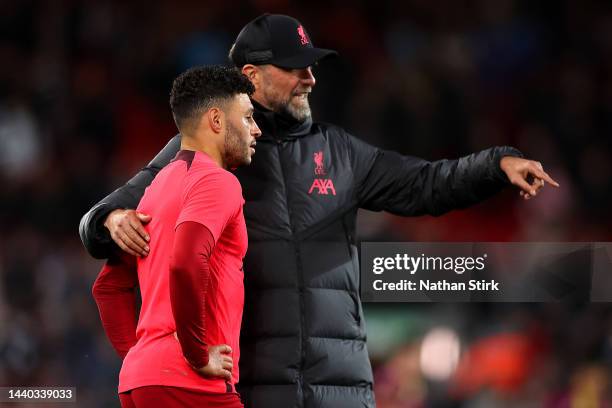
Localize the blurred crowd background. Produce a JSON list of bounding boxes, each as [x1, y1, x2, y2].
[[1, 0, 611, 406]]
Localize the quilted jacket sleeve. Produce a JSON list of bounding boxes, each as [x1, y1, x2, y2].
[[347, 133, 523, 216]]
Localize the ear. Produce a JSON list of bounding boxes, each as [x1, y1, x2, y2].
[[242, 64, 260, 89], [206, 107, 224, 134]]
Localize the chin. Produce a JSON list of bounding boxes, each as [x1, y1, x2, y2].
[[290, 105, 311, 121]]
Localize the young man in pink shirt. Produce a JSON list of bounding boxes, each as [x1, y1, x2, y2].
[[92, 65, 261, 407]]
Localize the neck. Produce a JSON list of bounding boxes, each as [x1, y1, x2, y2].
[[251, 94, 271, 111], [180, 137, 225, 169]]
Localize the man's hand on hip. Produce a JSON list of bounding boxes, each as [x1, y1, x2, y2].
[[104, 209, 152, 257], [196, 344, 234, 382], [500, 156, 560, 200]]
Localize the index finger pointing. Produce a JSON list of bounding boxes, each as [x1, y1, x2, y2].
[[533, 169, 560, 187]]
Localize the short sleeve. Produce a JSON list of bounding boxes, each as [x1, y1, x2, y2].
[[176, 170, 244, 243]]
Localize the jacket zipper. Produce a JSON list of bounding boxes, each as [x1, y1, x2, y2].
[[276, 138, 307, 407]]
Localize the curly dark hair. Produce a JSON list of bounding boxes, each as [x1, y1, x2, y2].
[[169, 65, 255, 133]]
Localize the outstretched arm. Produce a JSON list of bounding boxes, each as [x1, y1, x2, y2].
[[79, 135, 181, 259], [348, 134, 557, 216]]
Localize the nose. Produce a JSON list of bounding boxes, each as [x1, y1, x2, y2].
[[299, 66, 316, 87], [252, 120, 262, 138]]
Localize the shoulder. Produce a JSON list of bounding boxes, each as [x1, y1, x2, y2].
[[155, 157, 188, 180], [311, 121, 348, 137], [308, 121, 354, 149], [188, 159, 241, 195], [311, 121, 371, 152]]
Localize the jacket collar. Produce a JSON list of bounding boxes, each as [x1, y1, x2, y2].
[[252, 100, 313, 141]]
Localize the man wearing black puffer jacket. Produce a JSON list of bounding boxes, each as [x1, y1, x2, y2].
[[80, 14, 558, 408]]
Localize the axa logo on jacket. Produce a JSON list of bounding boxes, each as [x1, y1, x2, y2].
[[309, 179, 336, 195], [309, 150, 336, 195]]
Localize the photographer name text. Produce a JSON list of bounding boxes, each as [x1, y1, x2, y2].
[[371, 253, 499, 292], [372, 279, 499, 291]]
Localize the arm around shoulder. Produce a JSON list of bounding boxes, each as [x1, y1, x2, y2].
[[79, 135, 181, 259]]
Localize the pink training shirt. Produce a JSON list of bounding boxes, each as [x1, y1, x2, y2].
[[119, 150, 247, 394]]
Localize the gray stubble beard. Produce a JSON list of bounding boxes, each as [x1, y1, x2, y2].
[[262, 80, 312, 122], [281, 96, 311, 122]]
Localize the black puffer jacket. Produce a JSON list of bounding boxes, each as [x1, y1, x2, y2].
[[79, 104, 521, 407]]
